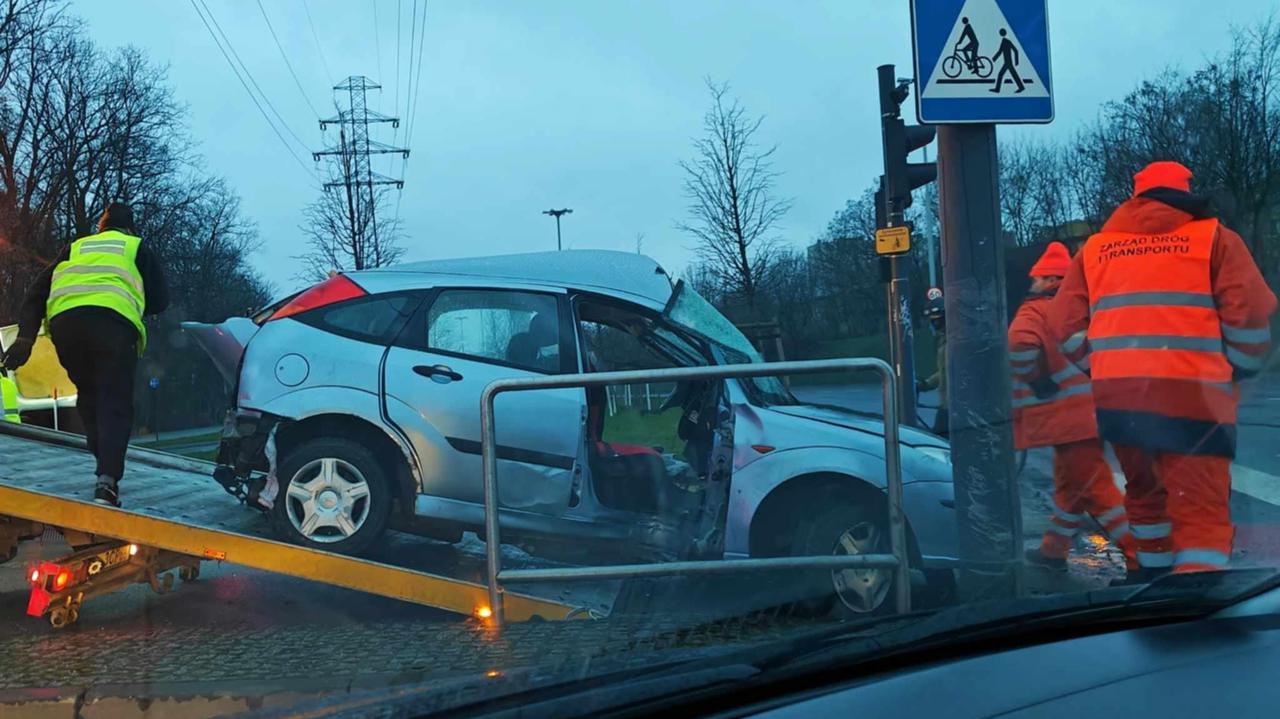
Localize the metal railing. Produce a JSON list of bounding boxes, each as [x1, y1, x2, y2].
[[480, 357, 908, 628]]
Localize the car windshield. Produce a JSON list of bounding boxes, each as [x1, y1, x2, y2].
[[3, 2, 1280, 717], [664, 280, 798, 406]]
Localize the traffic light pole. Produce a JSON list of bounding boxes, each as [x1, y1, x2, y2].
[[880, 197, 919, 429], [936, 124, 1023, 600], [877, 64, 930, 429]]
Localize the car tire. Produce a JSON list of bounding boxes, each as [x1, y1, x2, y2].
[[272, 437, 392, 555], [789, 500, 897, 617]]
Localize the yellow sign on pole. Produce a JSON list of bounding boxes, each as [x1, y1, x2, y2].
[[875, 226, 912, 255]]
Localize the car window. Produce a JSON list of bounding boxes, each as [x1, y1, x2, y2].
[[577, 301, 705, 372], [296, 293, 417, 344], [426, 289, 561, 373]]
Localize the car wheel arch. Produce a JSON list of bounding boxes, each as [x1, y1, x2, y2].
[[274, 413, 419, 513], [748, 472, 922, 566]]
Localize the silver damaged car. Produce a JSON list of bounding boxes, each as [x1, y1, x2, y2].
[[185, 250, 958, 614]]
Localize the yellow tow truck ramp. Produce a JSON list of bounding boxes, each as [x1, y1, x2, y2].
[[0, 421, 580, 627]]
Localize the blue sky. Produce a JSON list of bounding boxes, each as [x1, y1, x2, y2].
[[71, 0, 1270, 295]]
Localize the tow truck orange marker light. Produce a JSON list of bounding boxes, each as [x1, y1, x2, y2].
[[476, 605, 493, 620], [751, 444, 775, 454], [128, 543, 139, 556], [485, 670, 501, 678], [53, 570, 70, 591]]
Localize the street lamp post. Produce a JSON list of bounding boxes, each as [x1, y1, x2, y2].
[[542, 208, 573, 251]]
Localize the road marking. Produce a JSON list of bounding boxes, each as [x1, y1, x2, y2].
[[1231, 465, 1280, 507]]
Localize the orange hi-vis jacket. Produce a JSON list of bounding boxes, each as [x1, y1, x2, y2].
[[1049, 190, 1277, 457], [1009, 292, 1098, 449], [1083, 218, 1234, 387]]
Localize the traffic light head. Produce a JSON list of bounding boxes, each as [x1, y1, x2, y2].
[[878, 64, 937, 218]]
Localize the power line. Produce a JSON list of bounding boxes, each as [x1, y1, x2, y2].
[[394, 0, 422, 223], [257, 0, 321, 118], [404, 0, 419, 138], [197, 0, 311, 153], [391, 0, 403, 177], [189, 0, 318, 182], [373, 0, 384, 84], [395, 0, 402, 123], [405, 0, 429, 152], [303, 0, 335, 85]]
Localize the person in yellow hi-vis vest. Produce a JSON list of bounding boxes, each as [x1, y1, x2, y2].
[[0, 369, 20, 423], [1, 203, 168, 506]]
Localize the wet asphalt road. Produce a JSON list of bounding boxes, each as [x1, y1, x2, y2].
[[1, 376, 1279, 695]]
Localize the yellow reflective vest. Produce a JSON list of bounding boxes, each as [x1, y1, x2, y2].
[[46, 230, 147, 352], [1, 372, 19, 424]]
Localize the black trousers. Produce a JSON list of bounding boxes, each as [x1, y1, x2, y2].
[[49, 311, 138, 481]]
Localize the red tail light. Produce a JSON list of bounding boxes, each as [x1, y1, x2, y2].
[[269, 275, 366, 321]]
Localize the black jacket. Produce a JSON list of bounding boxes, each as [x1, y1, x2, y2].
[[17, 236, 170, 341]]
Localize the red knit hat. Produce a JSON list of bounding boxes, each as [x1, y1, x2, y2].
[[1133, 161, 1192, 196], [1030, 241, 1071, 278]]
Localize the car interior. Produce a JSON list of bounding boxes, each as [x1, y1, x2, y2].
[[574, 299, 720, 519]]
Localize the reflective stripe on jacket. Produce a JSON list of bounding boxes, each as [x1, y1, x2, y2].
[[47, 230, 147, 353], [1009, 293, 1097, 449], [1, 373, 20, 424], [1081, 218, 1238, 455], [1083, 219, 1232, 387]]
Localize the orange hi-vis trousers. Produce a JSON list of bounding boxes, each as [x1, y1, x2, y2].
[[1113, 446, 1233, 573], [1040, 439, 1138, 570]]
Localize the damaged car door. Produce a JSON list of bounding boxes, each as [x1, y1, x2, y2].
[[381, 287, 585, 516]]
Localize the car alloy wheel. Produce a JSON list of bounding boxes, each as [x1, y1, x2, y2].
[[830, 520, 892, 613], [284, 457, 372, 543]]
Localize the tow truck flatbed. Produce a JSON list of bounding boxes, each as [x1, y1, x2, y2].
[[0, 422, 580, 624]]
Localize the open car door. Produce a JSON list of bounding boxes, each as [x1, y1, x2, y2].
[[0, 324, 77, 419]]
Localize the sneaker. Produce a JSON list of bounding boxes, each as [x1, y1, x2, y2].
[[93, 476, 120, 508], [1024, 547, 1067, 572]]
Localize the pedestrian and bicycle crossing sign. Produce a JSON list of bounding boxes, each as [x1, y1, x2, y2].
[[910, 0, 1053, 124]]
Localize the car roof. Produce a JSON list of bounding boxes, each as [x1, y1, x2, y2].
[[351, 250, 677, 308]]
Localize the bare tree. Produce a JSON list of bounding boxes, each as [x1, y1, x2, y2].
[[678, 79, 790, 309], [0, 4, 271, 430], [298, 184, 404, 280]]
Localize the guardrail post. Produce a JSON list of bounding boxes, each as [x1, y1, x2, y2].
[[480, 387, 505, 628], [480, 357, 915, 628], [879, 363, 911, 614]]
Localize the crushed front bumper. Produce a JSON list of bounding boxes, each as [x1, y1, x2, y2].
[[212, 409, 283, 511]]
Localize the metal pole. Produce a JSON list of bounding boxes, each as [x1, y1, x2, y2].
[[880, 363, 911, 614], [877, 65, 920, 429], [937, 124, 1022, 600], [500, 553, 900, 582], [884, 258, 919, 427], [480, 388, 505, 627], [924, 145, 939, 289]]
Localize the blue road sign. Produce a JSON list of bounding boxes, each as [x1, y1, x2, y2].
[[148, 377, 160, 390], [911, 0, 1053, 124]]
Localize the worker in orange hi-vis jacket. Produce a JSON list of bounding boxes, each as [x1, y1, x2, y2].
[[1012, 242, 1137, 575], [1048, 161, 1277, 581]]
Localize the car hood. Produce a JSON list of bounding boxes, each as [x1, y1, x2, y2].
[[766, 404, 946, 448], [181, 318, 259, 388]]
